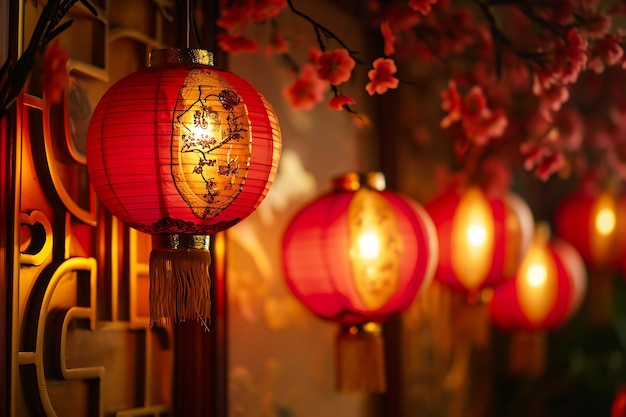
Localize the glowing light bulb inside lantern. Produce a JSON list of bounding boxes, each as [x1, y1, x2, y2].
[[357, 231, 381, 260], [595, 208, 615, 236], [467, 224, 487, 247], [525, 263, 547, 288]]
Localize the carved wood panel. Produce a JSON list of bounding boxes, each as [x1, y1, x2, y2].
[[8, 2, 179, 416]]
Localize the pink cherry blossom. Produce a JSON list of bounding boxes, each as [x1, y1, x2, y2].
[[588, 33, 624, 73], [328, 95, 356, 110], [381, 21, 396, 56], [283, 64, 328, 111], [365, 58, 399, 95], [408, 0, 438, 15], [264, 31, 289, 57], [463, 109, 508, 146], [251, 0, 287, 22], [217, 6, 252, 36], [460, 86, 487, 121], [217, 33, 259, 53], [316, 49, 356, 86], [440, 80, 461, 128]]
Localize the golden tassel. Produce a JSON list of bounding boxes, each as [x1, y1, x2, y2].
[[335, 323, 386, 393], [150, 234, 211, 327], [508, 331, 546, 377]]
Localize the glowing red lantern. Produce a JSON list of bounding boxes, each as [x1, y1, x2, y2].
[[425, 185, 534, 295], [489, 225, 586, 331], [489, 224, 586, 375], [554, 185, 626, 271], [281, 172, 437, 392], [86, 48, 281, 325], [612, 386, 626, 417]]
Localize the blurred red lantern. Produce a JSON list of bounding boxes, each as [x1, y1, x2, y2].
[[425, 185, 534, 295], [612, 386, 626, 417], [489, 224, 586, 331], [554, 185, 626, 270], [86, 48, 281, 326], [281, 172, 437, 392], [489, 224, 587, 375]]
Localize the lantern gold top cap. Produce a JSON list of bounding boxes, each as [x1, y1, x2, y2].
[[150, 48, 214, 67], [333, 172, 386, 192]]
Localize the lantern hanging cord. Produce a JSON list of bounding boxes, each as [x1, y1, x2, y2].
[[186, 0, 190, 48]]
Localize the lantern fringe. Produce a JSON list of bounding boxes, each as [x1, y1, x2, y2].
[[335, 327, 386, 393], [149, 248, 211, 327], [508, 331, 546, 377], [587, 270, 614, 325]]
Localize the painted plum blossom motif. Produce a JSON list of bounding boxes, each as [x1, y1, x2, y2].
[[172, 70, 250, 219]]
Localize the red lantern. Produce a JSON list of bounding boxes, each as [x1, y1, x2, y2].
[[489, 225, 586, 331], [281, 172, 437, 392], [489, 224, 587, 375], [425, 185, 534, 295], [612, 386, 626, 417], [554, 185, 626, 270], [86, 48, 281, 326], [554, 184, 626, 324]]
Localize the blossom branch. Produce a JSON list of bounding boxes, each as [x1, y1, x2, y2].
[[0, 0, 97, 119], [286, 0, 363, 64]]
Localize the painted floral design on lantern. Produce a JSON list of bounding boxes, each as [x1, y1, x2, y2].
[[172, 71, 251, 219], [348, 188, 402, 310]]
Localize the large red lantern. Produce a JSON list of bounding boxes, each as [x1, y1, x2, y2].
[[86, 48, 281, 326], [425, 185, 534, 295], [489, 224, 587, 375], [281, 172, 437, 392]]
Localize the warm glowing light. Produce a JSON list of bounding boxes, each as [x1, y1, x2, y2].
[[466, 224, 487, 247], [596, 208, 615, 236], [357, 232, 381, 260], [525, 263, 547, 288]]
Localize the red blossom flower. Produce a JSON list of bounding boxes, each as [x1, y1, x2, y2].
[[408, 0, 438, 15], [366, 57, 399, 95], [440, 80, 461, 128], [264, 31, 289, 57], [588, 33, 624, 73], [441, 81, 507, 146], [43, 38, 70, 104], [328, 95, 356, 110], [463, 109, 507, 146], [217, 6, 252, 35], [521, 143, 542, 172], [283, 64, 328, 111], [460, 85, 487, 121], [533, 75, 570, 119], [381, 21, 396, 56], [308, 47, 322, 63], [251, 0, 287, 22], [565, 28, 589, 76], [316, 49, 355, 86], [535, 151, 566, 181], [217, 33, 259, 53]]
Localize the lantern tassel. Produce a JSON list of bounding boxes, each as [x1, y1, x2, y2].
[[508, 330, 546, 377], [150, 234, 211, 327], [335, 324, 386, 393]]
